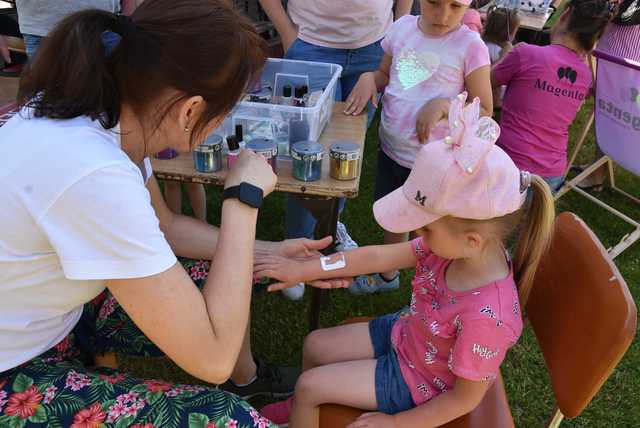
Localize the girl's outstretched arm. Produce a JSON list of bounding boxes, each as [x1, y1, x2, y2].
[[254, 241, 416, 292]]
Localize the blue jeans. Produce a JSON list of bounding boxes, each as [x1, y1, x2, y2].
[[22, 33, 43, 59], [23, 31, 121, 59], [544, 175, 564, 193], [284, 38, 384, 239]]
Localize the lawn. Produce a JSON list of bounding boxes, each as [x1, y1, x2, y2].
[[121, 101, 639, 427]]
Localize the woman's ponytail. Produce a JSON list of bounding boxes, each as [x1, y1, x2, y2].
[[17, 0, 267, 142], [18, 10, 122, 129], [513, 175, 556, 305], [566, 0, 614, 52]]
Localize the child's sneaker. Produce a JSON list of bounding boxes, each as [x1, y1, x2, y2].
[[281, 283, 305, 301], [349, 273, 400, 295], [335, 221, 358, 252], [260, 396, 294, 427]]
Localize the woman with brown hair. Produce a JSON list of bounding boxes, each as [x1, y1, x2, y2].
[[0, 1, 336, 426]]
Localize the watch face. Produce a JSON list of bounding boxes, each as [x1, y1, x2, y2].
[[238, 182, 263, 209]]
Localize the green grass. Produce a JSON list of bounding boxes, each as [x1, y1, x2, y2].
[[121, 102, 639, 427]]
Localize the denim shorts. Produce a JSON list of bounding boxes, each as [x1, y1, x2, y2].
[[543, 175, 564, 193], [374, 149, 412, 202], [369, 312, 415, 414]]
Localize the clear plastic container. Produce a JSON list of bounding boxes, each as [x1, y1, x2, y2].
[[214, 58, 342, 152]]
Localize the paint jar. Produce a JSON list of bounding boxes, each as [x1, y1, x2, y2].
[[275, 131, 290, 157], [155, 148, 178, 159], [291, 141, 323, 182], [247, 138, 277, 172], [329, 141, 361, 181], [193, 136, 223, 173]]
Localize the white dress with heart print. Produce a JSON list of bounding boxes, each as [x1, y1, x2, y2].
[[379, 15, 490, 169]]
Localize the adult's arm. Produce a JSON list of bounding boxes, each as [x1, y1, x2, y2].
[[395, 0, 415, 19], [107, 151, 276, 384], [147, 175, 340, 271], [258, 0, 298, 51], [0, 35, 10, 64]]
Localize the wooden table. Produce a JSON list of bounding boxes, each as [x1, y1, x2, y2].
[[153, 102, 368, 330]]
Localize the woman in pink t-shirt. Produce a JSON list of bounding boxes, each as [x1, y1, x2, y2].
[[341, 0, 493, 296], [257, 96, 555, 428], [491, 0, 612, 191]]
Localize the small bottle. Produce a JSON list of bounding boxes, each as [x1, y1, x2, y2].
[[235, 124, 247, 149], [281, 85, 293, 106], [226, 135, 240, 169], [294, 85, 307, 107]]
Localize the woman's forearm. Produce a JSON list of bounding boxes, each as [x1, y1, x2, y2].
[[201, 199, 259, 376], [258, 0, 298, 42]]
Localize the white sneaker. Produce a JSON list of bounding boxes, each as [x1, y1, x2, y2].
[[336, 221, 358, 252], [281, 283, 305, 301]]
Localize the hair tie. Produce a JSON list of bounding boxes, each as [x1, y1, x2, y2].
[[115, 14, 136, 38], [520, 171, 532, 192]]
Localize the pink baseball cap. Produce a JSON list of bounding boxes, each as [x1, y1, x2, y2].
[[373, 93, 528, 234], [456, 0, 474, 5]]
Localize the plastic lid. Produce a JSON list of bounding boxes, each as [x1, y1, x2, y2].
[[292, 141, 324, 159], [283, 85, 292, 97], [330, 141, 360, 155], [194, 143, 220, 152], [226, 135, 239, 151], [247, 138, 277, 155]]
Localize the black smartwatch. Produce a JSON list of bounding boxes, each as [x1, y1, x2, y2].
[[222, 182, 264, 209]]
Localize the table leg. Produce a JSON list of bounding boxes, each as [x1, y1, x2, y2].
[[298, 197, 341, 330]]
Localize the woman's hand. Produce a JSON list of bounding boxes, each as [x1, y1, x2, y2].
[[344, 72, 378, 116], [259, 236, 351, 290], [0, 35, 10, 65], [346, 412, 400, 428], [225, 149, 277, 196], [416, 98, 451, 143], [253, 254, 306, 289], [253, 254, 350, 292]]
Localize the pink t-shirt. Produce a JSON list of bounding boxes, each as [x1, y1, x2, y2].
[[390, 238, 523, 406], [494, 43, 592, 177], [288, 0, 393, 50], [379, 16, 490, 168]]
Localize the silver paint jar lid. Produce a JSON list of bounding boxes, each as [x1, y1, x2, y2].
[[291, 141, 324, 161], [330, 141, 360, 160]]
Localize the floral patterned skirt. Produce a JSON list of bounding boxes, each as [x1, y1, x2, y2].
[[0, 259, 277, 428]]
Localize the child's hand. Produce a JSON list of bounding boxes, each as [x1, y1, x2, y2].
[[347, 412, 399, 428], [416, 98, 450, 143], [344, 72, 378, 116]]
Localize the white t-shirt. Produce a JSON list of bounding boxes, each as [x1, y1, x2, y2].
[[0, 110, 177, 372]]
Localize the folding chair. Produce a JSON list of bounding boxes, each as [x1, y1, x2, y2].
[[319, 212, 637, 427], [556, 49, 640, 258]]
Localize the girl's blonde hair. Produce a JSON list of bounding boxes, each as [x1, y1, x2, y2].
[[445, 175, 555, 305]]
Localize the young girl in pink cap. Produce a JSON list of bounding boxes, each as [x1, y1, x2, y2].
[[343, 0, 494, 295], [257, 93, 555, 428]]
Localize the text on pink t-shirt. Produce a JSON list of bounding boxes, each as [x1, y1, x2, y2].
[[379, 16, 490, 168], [493, 43, 592, 177], [390, 237, 523, 406]]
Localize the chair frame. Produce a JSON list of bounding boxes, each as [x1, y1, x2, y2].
[[556, 50, 640, 258]]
